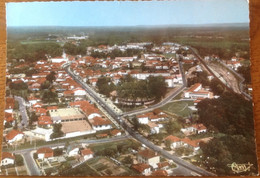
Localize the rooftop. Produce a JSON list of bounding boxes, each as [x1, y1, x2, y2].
[[138, 149, 158, 159], [49, 108, 85, 121]]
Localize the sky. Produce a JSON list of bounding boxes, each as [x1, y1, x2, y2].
[[6, 0, 249, 27]]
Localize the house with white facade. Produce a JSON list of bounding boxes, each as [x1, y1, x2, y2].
[[89, 116, 112, 131], [137, 149, 160, 168], [1, 152, 15, 166], [184, 83, 213, 99], [80, 148, 94, 161], [132, 163, 151, 175], [37, 147, 54, 160], [5, 130, 24, 144], [137, 114, 149, 124]]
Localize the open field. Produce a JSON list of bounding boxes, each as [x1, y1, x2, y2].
[[160, 100, 194, 117]]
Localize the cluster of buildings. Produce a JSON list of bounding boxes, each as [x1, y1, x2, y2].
[[70, 53, 183, 89], [132, 148, 175, 176], [136, 109, 169, 135], [86, 42, 152, 54]]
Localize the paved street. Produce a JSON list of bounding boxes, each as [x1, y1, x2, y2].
[[14, 96, 29, 129], [22, 151, 41, 176]]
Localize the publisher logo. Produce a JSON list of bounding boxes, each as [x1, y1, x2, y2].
[[227, 162, 253, 174]]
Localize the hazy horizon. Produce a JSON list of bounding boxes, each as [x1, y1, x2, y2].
[[6, 0, 249, 27]]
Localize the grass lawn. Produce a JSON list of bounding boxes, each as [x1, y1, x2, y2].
[[189, 132, 226, 140], [88, 139, 135, 152], [160, 100, 194, 117]]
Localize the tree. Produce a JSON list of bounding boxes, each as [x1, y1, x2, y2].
[[50, 123, 64, 139], [15, 154, 24, 166], [46, 71, 56, 83], [40, 80, 51, 90], [96, 76, 115, 97], [147, 76, 167, 101], [209, 78, 224, 95], [165, 139, 172, 150], [42, 89, 58, 103], [53, 148, 63, 156], [122, 156, 133, 165], [237, 66, 251, 84], [165, 120, 181, 135], [33, 153, 38, 159], [29, 111, 38, 126]]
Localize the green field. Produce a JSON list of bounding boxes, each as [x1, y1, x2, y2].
[[20, 40, 64, 45], [160, 100, 194, 117]]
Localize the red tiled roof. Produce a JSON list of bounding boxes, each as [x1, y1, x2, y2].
[[164, 135, 181, 143], [182, 138, 200, 147], [37, 147, 53, 158], [5, 112, 14, 122], [1, 152, 15, 160], [192, 123, 207, 131], [38, 116, 53, 125], [92, 117, 111, 126], [132, 163, 150, 173], [138, 149, 158, 159], [35, 108, 47, 114], [81, 148, 93, 156], [157, 161, 170, 169], [5, 97, 15, 110], [110, 129, 121, 136], [6, 130, 24, 141], [151, 170, 168, 176], [187, 83, 201, 92]]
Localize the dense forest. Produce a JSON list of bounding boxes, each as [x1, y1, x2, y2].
[[197, 92, 257, 175]]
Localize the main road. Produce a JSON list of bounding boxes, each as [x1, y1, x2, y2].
[[64, 60, 215, 176], [14, 96, 29, 129]]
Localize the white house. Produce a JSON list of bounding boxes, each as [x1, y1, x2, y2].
[[73, 88, 87, 96], [80, 148, 94, 161], [132, 163, 151, 175], [137, 114, 149, 124], [90, 117, 112, 131], [137, 149, 160, 168], [1, 152, 15, 166], [5, 130, 24, 144], [67, 145, 81, 157], [50, 52, 68, 63], [88, 113, 102, 120], [164, 135, 183, 149], [147, 122, 160, 134], [184, 83, 213, 99], [37, 147, 54, 160]]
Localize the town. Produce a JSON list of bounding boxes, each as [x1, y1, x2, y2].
[[1, 26, 256, 177]]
